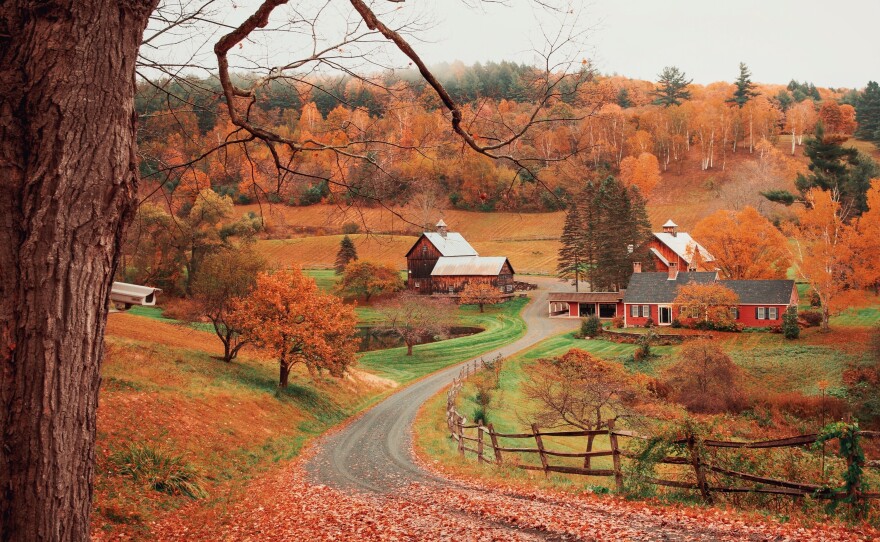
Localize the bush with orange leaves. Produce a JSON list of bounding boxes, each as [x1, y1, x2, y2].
[[663, 340, 749, 414], [231, 269, 357, 387]]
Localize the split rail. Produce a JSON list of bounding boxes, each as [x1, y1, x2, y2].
[[446, 361, 879, 512]]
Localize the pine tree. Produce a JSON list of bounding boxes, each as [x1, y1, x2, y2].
[[592, 178, 652, 291], [616, 87, 633, 108], [727, 62, 759, 108], [334, 235, 359, 274], [794, 122, 859, 205], [651, 66, 692, 107], [557, 200, 585, 291], [855, 81, 880, 146]]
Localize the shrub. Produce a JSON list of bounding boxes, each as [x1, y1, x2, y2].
[[644, 317, 654, 328], [580, 315, 601, 337], [670, 318, 682, 329], [473, 406, 489, 426], [341, 221, 360, 235], [799, 310, 823, 327], [663, 340, 749, 414], [755, 391, 848, 421], [111, 443, 207, 499], [611, 316, 625, 329], [782, 307, 800, 339], [634, 329, 656, 361]]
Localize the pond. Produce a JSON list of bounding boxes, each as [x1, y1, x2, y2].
[[356, 326, 484, 352]]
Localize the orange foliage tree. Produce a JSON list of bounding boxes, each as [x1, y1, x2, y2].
[[674, 282, 739, 328], [458, 281, 504, 313], [231, 270, 357, 387], [335, 261, 403, 302], [522, 349, 649, 461], [785, 189, 854, 331], [619, 152, 661, 195], [692, 206, 790, 279], [845, 179, 880, 293]]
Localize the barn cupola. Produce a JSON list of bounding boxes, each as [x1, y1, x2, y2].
[[662, 219, 678, 237], [436, 219, 448, 238]]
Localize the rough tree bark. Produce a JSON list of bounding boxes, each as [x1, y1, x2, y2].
[[0, 1, 157, 539]]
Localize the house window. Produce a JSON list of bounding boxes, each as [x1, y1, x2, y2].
[[506, 285, 513, 292], [641, 305, 650, 318], [630, 305, 638, 318], [757, 307, 766, 320], [730, 307, 739, 320], [769, 307, 778, 320]]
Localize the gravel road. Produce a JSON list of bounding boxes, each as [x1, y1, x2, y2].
[[304, 276, 580, 493]]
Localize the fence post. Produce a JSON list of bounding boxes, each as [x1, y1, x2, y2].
[[488, 423, 503, 465], [687, 434, 713, 504], [457, 416, 465, 458], [844, 428, 864, 518], [477, 426, 485, 463], [532, 423, 549, 477], [607, 421, 624, 493]]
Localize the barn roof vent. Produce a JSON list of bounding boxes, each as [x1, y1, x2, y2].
[[662, 219, 678, 236], [436, 219, 448, 238]]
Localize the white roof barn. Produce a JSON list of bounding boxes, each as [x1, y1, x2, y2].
[[421, 232, 478, 257], [431, 256, 512, 276]]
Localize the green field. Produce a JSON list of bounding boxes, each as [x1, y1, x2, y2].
[[357, 298, 528, 384]]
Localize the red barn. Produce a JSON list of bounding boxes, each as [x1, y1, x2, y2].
[[405, 220, 514, 295], [647, 220, 716, 272]]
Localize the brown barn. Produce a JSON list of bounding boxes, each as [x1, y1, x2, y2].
[[646, 220, 716, 272], [405, 220, 514, 295]]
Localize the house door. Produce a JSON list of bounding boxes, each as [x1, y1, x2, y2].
[[658, 305, 672, 325]]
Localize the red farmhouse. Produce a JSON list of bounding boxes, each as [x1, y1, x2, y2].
[[623, 263, 798, 328]]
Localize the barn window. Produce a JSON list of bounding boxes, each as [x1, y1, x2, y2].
[[421, 245, 427, 255], [414, 281, 420, 288], [506, 285, 513, 292], [769, 307, 778, 320]]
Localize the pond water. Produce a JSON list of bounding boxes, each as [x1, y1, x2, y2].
[[356, 326, 484, 352]]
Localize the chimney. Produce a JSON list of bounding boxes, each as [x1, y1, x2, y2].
[[633, 261, 642, 274], [667, 262, 678, 281], [662, 219, 678, 237], [436, 219, 448, 238]]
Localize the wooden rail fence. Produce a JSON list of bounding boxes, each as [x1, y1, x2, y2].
[[446, 361, 879, 512]]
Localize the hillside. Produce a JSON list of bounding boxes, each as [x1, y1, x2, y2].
[[247, 136, 838, 275], [94, 312, 394, 539]]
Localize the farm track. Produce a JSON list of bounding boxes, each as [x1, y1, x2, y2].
[[300, 278, 814, 541]]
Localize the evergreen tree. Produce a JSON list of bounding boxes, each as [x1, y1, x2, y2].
[[557, 200, 586, 291], [855, 81, 880, 146], [616, 87, 633, 108], [775, 89, 793, 111], [592, 177, 651, 291], [794, 122, 859, 203], [334, 235, 359, 274], [651, 66, 692, 107], [727, 62, 759, 108]]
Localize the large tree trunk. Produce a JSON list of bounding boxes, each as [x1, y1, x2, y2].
[[0, 2, 156, 540]]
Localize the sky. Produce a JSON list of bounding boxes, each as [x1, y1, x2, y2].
[[413, 0, 880, 88], [151, 0, 879, 89]]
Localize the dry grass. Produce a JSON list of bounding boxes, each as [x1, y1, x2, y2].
[[256, 234, 562, 275]]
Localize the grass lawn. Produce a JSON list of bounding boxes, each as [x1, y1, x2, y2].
[[357, 297, 528, 384]]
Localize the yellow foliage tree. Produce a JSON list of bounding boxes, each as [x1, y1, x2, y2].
[[459, 281, 503, 313], [619, 152, 661, 196], [674, 282, 739, 328]]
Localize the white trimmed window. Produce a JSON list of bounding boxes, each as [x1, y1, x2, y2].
[[630, 305, 638, 318], [769, 307, 778, 320], [641, 305, 650, 318], [757, 307, 766, 320]]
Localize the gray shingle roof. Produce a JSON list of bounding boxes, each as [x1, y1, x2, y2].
[[623, 272, 718, 304], [721, 280, 795, 305], [548, 292, 624, 303]]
